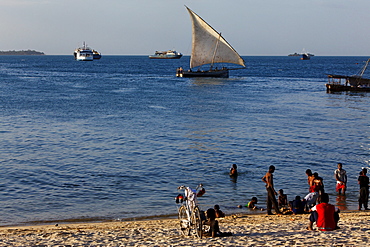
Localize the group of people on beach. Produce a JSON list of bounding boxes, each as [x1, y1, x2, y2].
[[190, 162, 369, 237], [259, 163, 369, 231], [230, 163, 369, 231]]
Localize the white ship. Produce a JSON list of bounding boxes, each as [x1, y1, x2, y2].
[[74, 42, 95, 61]]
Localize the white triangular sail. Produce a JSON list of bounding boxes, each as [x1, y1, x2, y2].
[[186, 6, 245, 69]]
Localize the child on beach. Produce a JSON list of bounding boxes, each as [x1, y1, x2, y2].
[[238, 197, 264, 210], [278, 189, 288, 210], [246, 197, 258, 209]]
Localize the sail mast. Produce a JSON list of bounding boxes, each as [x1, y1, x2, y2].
[[359, 58, 370, 77], [210, 33, 222, 70]]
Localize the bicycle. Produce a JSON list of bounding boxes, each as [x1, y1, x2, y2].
[[175, 184, 205, 238]]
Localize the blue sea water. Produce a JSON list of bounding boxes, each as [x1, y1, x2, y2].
[[0, 55, 369, 226]]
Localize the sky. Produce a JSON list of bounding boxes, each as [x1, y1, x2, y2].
[[1, 0, 370, 56]]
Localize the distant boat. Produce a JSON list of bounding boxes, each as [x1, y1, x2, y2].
[[289, 50, 314, 59], [176, 6, 245, 78], [301, 53, 311, 60], [149, 50, 182, 59], [92, 50, 101, 60], [326, 58, 370, 92], [301, 52, 314, 60], [74, 42, 101, 61], [288, 53, 300, 57]]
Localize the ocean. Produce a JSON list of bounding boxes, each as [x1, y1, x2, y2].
[[0, 55, 369, 226]]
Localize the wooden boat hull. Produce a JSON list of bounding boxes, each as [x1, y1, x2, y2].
[[176, 69, 229, 78], [326, 59, 370, 92], [326, 83, 370, 92], [326, 74, 370, 92]]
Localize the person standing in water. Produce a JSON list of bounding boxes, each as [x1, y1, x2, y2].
[[306, 169, 315, 191], [334, 163, 347, 195], [229, 164, 238, 177], [358, 168, 369, 210], [262, 165, 281, 215]]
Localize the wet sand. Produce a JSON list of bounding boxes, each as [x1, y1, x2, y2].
[[0, 210, 369, 246]]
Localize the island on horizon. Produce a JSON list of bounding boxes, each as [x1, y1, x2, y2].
[[0, 49, 45, 55]]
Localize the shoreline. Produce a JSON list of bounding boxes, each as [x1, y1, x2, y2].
[[1, 210, 369, 246], [0, 208, 359, 228]]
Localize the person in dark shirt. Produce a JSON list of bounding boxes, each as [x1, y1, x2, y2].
[[290, 196, 305, 215], [358, 168, 369, 210]]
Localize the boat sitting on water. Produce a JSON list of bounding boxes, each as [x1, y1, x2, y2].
[[326, 58, 370, 92], [176, 6, 245, 78], [149, 50, 182, 59], [74, 42, 101, 61], [301, 53, 311, 60], [92, 50, 101, 60]]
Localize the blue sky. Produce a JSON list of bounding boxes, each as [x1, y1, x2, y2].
[[0, 0, 369, 56]]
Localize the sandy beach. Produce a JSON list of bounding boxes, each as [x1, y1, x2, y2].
[[1, 210, 369, 246]]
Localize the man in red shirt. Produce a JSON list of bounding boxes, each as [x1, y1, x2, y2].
[[307, 193, 340, 231]]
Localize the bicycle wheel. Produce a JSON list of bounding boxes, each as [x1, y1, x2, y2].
[[178, 205, 190, 236], [191, 206, 203, 238]]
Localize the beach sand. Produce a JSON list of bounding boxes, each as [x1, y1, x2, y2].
[[0, 211, 369, 246]]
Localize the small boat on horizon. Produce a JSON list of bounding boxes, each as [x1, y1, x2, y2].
[[74, 42, 101, 61], [301, 48, 314, 60], [149, 50, 182, 59], [301, 53, 311, 60], [176, 6, 245, 78], [289, 50, 314, 59], [326, 58, 370, 92]]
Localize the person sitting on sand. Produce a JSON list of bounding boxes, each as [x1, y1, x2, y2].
[[229, 164, 238, 177], [307, 193, 340, 231], [203, 208, 232, 237], [214, 205, 225, 218], [278, 189, 288, 211], [290, 196, 305, 215], [304, 190, 319, 211]]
